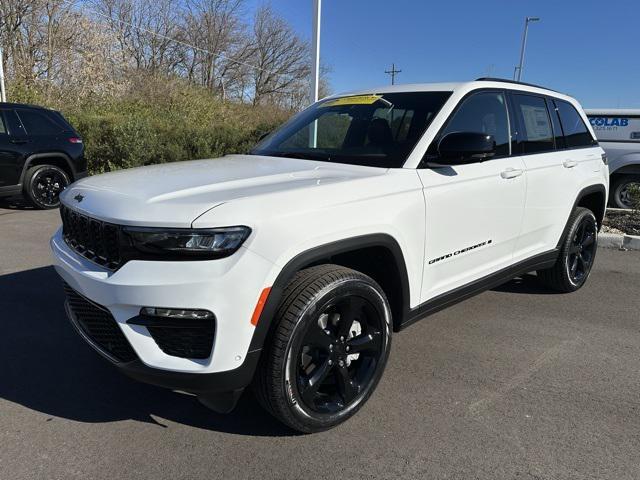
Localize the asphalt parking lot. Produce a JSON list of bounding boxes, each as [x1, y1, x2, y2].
[[1, 199, 639, 480]]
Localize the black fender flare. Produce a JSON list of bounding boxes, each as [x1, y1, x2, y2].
[[248, 233, 411, 353], [19, 152, 77, 185], [556, 184, 607, 248]]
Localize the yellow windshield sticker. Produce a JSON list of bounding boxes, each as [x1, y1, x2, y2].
[[321, 95, 382, 107]]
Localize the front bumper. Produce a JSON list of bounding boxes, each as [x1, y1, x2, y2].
[[51, 227, 275, 387]]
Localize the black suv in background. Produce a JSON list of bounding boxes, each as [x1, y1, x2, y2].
[[0, 103, 86, 209]]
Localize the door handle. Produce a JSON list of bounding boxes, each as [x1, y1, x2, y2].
[[500, 168, 523, 179], [563, 160, 578, 168], [9, 138, 28, 145]]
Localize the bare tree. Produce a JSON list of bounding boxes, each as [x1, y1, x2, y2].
[[248, 5, 308, 106]]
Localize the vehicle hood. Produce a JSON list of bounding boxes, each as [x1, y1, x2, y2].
[[61, 154, 387, 227]]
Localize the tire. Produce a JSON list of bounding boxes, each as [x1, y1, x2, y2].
[[537, 207, 598, 293], [23, 164, 71, 209], [253, 264, 392, 433], [610, 175, 640, 209]]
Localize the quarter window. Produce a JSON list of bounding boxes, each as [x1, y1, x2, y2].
[[512, 94, 554, 154], [555, 100, 595, 148], [0, 113, 6, 135], [437, 91, 511, 158], [16, 110, 64, 135]]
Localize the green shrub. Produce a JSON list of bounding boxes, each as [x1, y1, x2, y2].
[[12, 79, 291, 174]]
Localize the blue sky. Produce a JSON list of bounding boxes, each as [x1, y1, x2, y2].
[[247, 0, 640, 108]]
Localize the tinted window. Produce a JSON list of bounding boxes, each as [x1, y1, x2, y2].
[[252, 91, 452, 168], [16, 110, 64, 135], [438, 91, 511, 158], [513, 94, 554, 154], [0, 113, 6, 135], [547, 100, 566, 149], [587, 115, 640, 143], [555, 100, 595, 148], [4, 110, 26, 137]]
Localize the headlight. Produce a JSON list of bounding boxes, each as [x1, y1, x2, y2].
[[122, 226, 251, 259]]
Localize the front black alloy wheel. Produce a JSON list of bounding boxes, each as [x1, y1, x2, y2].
[[24, 164, 70, 209], [253, 264, 391, 433], [295, 295, 384, 414], [537, 207, 598, 292]]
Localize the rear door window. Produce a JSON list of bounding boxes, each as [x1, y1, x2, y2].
[[555, 100, 595, 148], [512, 94, 555, 154], [588, 115, 640, 143], [16, 109, 64, 136]]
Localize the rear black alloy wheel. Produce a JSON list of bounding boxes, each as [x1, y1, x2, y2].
[[537, 207, 598, 292], [253, 265, 391, 433], [24, 165, 70, 209], [566, 215, 597, 284]]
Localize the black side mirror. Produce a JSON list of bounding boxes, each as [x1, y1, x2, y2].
[[437, 132, 496, 165]]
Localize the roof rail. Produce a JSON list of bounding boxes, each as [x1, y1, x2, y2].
[[474, 77, 559, 93]]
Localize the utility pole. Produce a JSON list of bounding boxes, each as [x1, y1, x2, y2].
[[385, 63, 401, 85], [0, 47, 7, 103], [309, 0, 321, 147], [514, 16, 540, 82]]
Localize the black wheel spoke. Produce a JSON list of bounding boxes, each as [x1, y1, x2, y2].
[[569, 244, 580, 255], [347, 331, 382, 354], [300, 359, 333, 405], [582, 233, 594, 247], [336, 297, 365, 339], [334, 365, 358, 404], [570, 256, 579, 275], [305, 323, 333, 349]]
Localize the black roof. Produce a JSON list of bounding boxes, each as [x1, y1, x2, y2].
[[0, 102, 53, 111], [475, 77, 559, 93]]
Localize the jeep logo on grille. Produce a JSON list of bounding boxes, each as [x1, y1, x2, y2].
[[74, 194, 84, 203]]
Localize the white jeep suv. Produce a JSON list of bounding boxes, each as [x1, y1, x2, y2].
[[51, 78, 608, 432]]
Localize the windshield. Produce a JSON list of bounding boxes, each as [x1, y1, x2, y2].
[[250, 91, 452, 168]]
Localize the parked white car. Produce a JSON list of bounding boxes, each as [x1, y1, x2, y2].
[[51, 78, 608, 432], [586, 109, 640, 208]]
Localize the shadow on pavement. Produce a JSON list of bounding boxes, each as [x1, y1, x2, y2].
[[492, 273, 556, 295], [0, 196, 35, 211], [0, 266, 294, 437]]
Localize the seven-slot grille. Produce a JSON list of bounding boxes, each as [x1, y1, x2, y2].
[[63, 284, 137, 363], [60, 205, 122, 270]]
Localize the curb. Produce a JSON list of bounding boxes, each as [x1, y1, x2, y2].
[[599, 233, 640, 250]]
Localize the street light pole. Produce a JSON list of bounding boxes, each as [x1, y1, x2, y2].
[[310, 0, 321, 105], [0, 47, 7, 103], [514, 16, 540, 82], [309, 0, 321, 147]]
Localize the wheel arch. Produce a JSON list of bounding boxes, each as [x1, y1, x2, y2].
[[558, 184, 607, 246], [249, 234, 411, 353], [19, 152, 76, 185]]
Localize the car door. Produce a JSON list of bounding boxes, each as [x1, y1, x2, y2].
[[0, 109, 28, 187], [417, 90, 527, 302], [511, 95, 587, 260]]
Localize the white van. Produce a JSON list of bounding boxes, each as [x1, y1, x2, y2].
[[585, 109, 640, 208]]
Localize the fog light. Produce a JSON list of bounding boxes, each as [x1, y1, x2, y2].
[[141, 307, 214, 320]]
